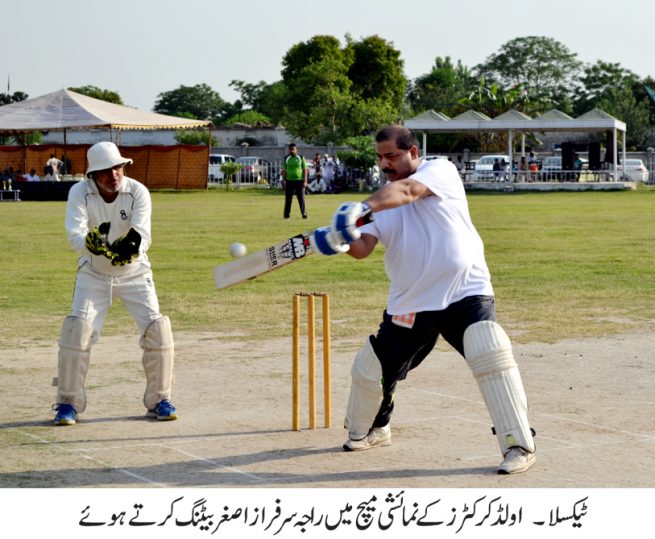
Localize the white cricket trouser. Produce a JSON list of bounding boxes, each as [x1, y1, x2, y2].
[[71, 263, 162, 342]]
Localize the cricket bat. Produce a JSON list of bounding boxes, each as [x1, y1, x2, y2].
[[213, 211, 373, 289], [213, 231, 314, 289]]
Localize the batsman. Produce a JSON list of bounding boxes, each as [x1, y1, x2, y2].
[[311, 125, 536, 474], [52, 142, 177, 425]]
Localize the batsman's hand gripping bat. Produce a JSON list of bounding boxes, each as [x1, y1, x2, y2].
[[213, 210, 373, 289]]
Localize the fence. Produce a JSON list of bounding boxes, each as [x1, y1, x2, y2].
[[0, 144, 209, 189]]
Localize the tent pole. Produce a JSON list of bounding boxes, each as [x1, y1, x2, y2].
[[508, 130, 514, 182], [613, 129, 618, 181], [63, 129, 68, 174], [622, 129, 626, 180]]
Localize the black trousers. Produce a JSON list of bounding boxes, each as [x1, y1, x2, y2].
[[284, 181, 306, 217], [370, 295, 496, 428]]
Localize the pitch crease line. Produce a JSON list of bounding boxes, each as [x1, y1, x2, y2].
[[14, 429, 166, 486], [163, 445, 266, 483]]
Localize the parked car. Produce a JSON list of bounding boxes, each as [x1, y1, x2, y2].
[[208, 153, 236, 183], [540, 156, 562, 180], [235, 156, 271, 183], [472, 155, 509, 181], [541, 156, 588, 181], [618, 158, 649, 182]]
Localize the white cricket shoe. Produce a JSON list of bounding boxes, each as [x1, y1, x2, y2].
[[498, 447, 536, 474], [343, 425, 391, 452]]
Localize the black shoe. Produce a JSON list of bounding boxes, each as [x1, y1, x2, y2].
[[302, 214, 308, 219]]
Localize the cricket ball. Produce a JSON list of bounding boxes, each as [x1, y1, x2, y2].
[[230, 242, 247, 258]]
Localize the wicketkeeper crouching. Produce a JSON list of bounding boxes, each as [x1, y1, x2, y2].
[[52, 142, 177, 425]]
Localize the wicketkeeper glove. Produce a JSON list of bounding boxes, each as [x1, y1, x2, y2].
[[331, 202, 373, 244], [310, 226, 350, 256], [109, 228, 142, 266], [85, 221, 112, 258]]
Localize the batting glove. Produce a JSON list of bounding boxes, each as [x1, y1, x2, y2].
[[109, 228, 141, 266], [310, 226, 350, 256], [85, 221, 112, 258], [331, 202, 372, 244]]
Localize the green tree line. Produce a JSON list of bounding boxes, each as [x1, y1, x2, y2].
[[5, 35, 655, 150]]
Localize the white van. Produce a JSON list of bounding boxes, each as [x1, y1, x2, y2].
[[473, 154, 509, 181], [208, 154, 236, 182]]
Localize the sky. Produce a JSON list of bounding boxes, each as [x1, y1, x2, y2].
[[4, 0, 654, 112]]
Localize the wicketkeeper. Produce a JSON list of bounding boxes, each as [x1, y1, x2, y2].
[[310, 125, 536, 474], [52, 142, 177, 425]]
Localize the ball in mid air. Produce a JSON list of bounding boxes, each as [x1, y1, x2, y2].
[[230, 242, 247, 258]]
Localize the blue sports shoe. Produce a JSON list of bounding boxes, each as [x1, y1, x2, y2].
[[147, 400, 177, 421], [53, 403, 77, 426]]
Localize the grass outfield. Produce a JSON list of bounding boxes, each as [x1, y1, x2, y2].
[[0, 188, 653, 346]]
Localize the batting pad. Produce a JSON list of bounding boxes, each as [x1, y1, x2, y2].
[[344, 338, 383, 439], [56, 316, 93, 413], [464, 321, 535, 454], [141, 316, 175, 410]]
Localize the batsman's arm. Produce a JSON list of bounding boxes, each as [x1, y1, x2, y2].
[[363, 177, 432, 212], [346, 233, 378, 259]]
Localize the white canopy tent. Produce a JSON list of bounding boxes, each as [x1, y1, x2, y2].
[[405, 108, 627, 181], [0, 88, 211, 143]]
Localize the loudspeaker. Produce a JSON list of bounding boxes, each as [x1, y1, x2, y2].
[[561, 142, 575, 171], [589, 142, 601, 170], [605, 131, 614, 163]]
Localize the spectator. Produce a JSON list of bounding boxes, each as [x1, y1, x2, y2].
[[43, 165, 58, 182], [61, 154, 73, 175], [455, 154, 466, 180], [518, 156, 529, 183], [25, 168, 40, 181], [499, 159, 507, 181], [46, 154, 63, 181], [492, 159, 501, 181]]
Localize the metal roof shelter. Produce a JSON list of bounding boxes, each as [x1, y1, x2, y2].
[[0, 88, 211, 144], [405, 108, 627, 181]]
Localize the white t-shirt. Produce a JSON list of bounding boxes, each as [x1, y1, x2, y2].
[[360, 158, 493, 315], [65, 176, 152, 276]]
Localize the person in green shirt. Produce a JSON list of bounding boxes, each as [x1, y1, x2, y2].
[[281, 143, 308, 219]]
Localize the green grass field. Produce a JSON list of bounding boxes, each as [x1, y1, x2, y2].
[[0, 188, 653, 346]]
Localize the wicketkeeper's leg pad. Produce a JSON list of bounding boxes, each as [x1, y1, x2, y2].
[[464, 321, 535, 455], [55, 316, 93, 413], [344, 338, 384, 439], [141, 316, 175, 411]]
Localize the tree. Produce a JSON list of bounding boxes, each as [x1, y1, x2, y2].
[[346, 35, 406, 110], [174, 129, 217, 146], [408, 56, 475, 116], [281, 45, 354, 143], [597, 86, 651, 149], [476, 36, 582, 111], [154, 84, 226, 123], [573, 61, 638, 114], [0, 91, 28, 105], [229, 79, 287, 124], [337, 136, 376, 176], [224, 110, 272, 127], [280, 34, 406, 144], [68, 85, 123, 104]]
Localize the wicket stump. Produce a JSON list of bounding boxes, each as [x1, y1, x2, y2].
[[292, 292, 331, 431]]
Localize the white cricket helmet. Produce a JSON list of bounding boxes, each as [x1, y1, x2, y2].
[[85, 141, 133, 178]]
